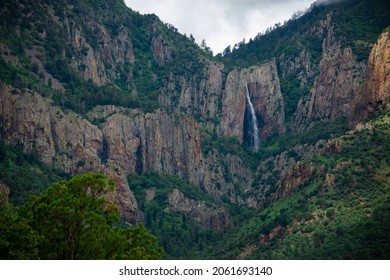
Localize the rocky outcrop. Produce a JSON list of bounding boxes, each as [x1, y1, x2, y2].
[[249, 140, 326, 207], [163, 58, 286, 148], [278, 49, 316, 85], [158, 60, 224, 133], [1, 0, 389, 242], [159, 58, 285, 146], [219, 68, 246, 142], [259, 224, 285, 245], [313, 46, 365, 121], [152, 35, 172, 66], [25, 47, 64, 91], [1, 83, 252, 229], [66, 16, 135, 86], [220, 60, 285, 143], [100, 106, 253, 206], [277, 161, 315, 198], [102, 109, 204, 183], [245, 61, 286, 140], [351, 30, 390, 124], [0, 84, 139, 221], [292, 12, 368, 131], [201, 150, 253, 204], [294, 42, 366, 130], [1, 85, 57, 164], [167, 188, 229, 232]]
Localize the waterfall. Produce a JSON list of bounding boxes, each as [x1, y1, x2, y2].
[[245, 83, 259, 150]]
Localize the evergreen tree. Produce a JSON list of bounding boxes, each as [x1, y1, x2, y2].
[[0, 173, 163, 260]]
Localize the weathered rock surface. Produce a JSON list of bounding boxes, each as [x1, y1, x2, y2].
[[167, 188, 229, 232], [277, 161, 315, 198], [0, 83, 253, 229], [1, 0, 389, 236], [0, 83, 140, 221], [220, 60, 285, 143], [351, 30, 390, 124], [292, 12, 367, 131], [67, 19, 135, 86], [250, 140, 325, 209]]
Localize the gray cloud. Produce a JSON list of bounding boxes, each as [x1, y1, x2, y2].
[[125, 0, 314, 53], [313, 0, 345, 5]]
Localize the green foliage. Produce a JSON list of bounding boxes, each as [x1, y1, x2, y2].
[[333, 0, 390, 61], [0, 0, 211, 117], [0, 201, 40, 259], [198, 112, 390, 259], [0, 140, 68, 205], [0, 56, 41, 90], [51, 82, 159, 115], [258, 118, 348, 157], [222, 0, 389, 69], [22, 173, 118, 259], [0, 58, 20, 85], [116, 224, 163, 260], [0, 0, 159, 115], [130, 171, 213, 204], [1, 0, 389, 261], [200, 118, 348, 175], [0, 173, 163, 260], [220, 4, 328, 69], [297, 118, 348, 145], [280, 75, 311, 122], [200, 129, 261, 171], [129, 172, 220, 259]]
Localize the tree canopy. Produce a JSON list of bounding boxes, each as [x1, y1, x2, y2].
[[0, 173, 163, 260]]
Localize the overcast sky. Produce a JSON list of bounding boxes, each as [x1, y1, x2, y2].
[[124, 0, 315, 54]]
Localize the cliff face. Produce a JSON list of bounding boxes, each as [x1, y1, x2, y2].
[[366, 31, 390, 105], [220, 60, 285, 143], [0, 84, 140, 220], [0, 82, 252, 229], [292, 12, 367, 131], [1, 0, 389, 235], [312, 46, 365, 121], [351, 30, 390, 124], [69, 6, 138, 87], [277, 161, 316, 198], [167, 188, 229, 232]]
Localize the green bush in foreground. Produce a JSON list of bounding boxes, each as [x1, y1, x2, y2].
[[0, 173, 163, 260]]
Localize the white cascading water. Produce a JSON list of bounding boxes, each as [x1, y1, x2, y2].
[[245, 83, 259, 150]]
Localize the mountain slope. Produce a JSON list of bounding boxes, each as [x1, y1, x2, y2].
[[222, 0, 389, 131], [0, 0, 389, 259], [199, 110, 390, 259]]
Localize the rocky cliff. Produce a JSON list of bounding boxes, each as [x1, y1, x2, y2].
[[0, 81, 252, 228], [220, 60, 285, 143], [289, 11, 367, 131], [167, 188, 229, 232], [0, 84, 140, 220], [351, 30, 390, 124], [0, 0, 389, 237]]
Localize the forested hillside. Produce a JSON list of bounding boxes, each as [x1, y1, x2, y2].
[[0, 0, 389, 259]]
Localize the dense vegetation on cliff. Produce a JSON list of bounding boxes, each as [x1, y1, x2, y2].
[[200, 111, 390, 259], [0, 0, 207, 115], [0, 140, 69, 205], [0, 0, 389, 259], [221, 0, 390, 124], [222, 0, 390, 67]]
